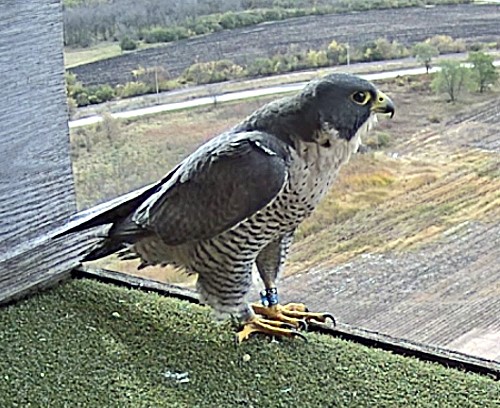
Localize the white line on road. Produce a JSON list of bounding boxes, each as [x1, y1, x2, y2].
[[68, 60, 500, 129]]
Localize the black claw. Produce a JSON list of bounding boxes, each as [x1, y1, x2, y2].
[[297, 319, 308, 331], [324, 313, 336, 326], [292, 331, 308, 342], [280, 322, 297, 330]]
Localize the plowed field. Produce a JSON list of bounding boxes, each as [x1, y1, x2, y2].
[[69, 4, 500, 87]]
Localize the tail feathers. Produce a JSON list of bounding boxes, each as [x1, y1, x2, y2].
[[117, 251, 139, 261], [55, 194, 148, 239], [81, 239, 127, 262], [56, 162, 182, 239]]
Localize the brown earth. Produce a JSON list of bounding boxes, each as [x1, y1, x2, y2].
[[68, 4, 500, 87]]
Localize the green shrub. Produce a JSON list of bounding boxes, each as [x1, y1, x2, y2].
[[273, 54, 302, 73], [191, 23, 209, 35], [115, 81, 151, 98], [98, 113, 121, 144], [428, 114, 441, 123], [93, 84, 115, 103], [262, 8, 284, 20], [363, 38, 409, 62], [190, 16, 223, 34], [65, 73, 94, 107], [327, 40, 348, 65], [75, 92, 90, 107], [288, 8, 309, 17], [182, 60, 245, 84], [377, 132, 392, 148], [158, 79, 183, 92], [305, 50, 329, 68], [67, 96, 78, 118], [72, 84, 115, 106], [466, 43, 484, 52], [426, 35, 466, 54], [144, 26, 190, 43], [247, 58, 275, 76], [235, 11, 263, 26], [120, 36, 138, 51], [219, 12, 239, 29], [247, 53, 304, 76]]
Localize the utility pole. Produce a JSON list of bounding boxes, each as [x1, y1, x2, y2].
[[155, 59, 160, 105], [346, 43, 350, 66]]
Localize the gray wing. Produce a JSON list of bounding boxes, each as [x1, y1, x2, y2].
[[118, 131, 290, 246]]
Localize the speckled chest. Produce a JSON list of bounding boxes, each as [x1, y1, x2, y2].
[[241, 134, 361, 241], [285, 138, 355, 213], [275, 116, 375, 229]]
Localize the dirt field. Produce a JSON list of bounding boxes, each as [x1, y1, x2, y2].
[[69, 4, 500, 87], [281, 95, 500, 361]]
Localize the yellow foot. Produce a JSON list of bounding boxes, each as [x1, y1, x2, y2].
[[251, 303, 336, 330], [237, 316, 306, 343]]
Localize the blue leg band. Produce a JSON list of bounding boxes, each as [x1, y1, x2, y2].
[[260, 288, 279, 307]]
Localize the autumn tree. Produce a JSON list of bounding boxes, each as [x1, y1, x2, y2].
[[426, 35, 466, 54], [305, 50, 329, 68], [412, 42, 439, 73], [431, 60, 471, 102], [362, 38, 409, 62], [326, 40, 347, 65], [467, 52, 498, 93]]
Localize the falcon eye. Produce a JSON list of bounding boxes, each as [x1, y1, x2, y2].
[[351, 91, 371, 105]]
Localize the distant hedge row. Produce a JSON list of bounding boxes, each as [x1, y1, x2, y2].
[[150, 0, 472, 44], [67, 35, 473, 109], [64, 0, 472, 48]]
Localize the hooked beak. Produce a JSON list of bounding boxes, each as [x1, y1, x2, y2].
[[371, 90, 395, 118]]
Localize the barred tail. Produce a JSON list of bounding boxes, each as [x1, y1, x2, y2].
[[82, 239, 126, 262]]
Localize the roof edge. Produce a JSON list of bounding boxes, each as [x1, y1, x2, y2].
[[73, 265, 499, 381]]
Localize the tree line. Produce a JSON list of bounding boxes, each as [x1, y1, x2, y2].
[[63, 0, 472, 48], [66, 35, 497, 111]]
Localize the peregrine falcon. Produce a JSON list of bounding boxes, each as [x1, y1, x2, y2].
[[62, 73, 394, 341]]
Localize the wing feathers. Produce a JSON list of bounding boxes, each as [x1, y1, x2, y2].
[[60, 131, 291, 252], [130, 131, 290, 245]]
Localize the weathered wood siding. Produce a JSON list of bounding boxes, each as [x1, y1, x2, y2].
[[0, 1, 82, 303]]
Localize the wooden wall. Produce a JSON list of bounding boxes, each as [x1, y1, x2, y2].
[[0, 1, 87, 303]]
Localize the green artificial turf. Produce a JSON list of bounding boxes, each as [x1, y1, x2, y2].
[[0, 279, 498, 407]]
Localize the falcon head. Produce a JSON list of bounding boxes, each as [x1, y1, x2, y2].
[[271, 73, 395, 146], [236, 73, 395, 147], [304, 73, 395, 143]]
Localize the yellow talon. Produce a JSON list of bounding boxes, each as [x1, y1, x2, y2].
[[280, 303, 308, 312], [237, 316, 306, 343], [236, 301, 335, 342], [251, 302, 336, 328], [251, 303, 307, 329]]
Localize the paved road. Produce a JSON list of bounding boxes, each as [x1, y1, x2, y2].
[[68, 60, 500, 129]]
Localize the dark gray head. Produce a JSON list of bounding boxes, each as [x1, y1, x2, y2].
[[298, 73, 395, 142], [236, 73, 395, 145]]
